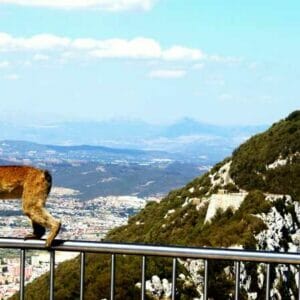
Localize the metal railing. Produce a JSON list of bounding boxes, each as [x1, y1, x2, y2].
[[1, 237, 300, 300]]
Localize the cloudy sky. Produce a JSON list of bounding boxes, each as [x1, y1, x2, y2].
[[0, 0, 299, 125]]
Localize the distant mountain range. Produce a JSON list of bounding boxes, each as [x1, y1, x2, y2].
[[0, 118, 266, 162], [0, 140, 207, 199], [0, 118, 266, 200], [0, 140, 166, 162]]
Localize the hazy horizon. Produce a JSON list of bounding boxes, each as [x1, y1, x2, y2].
[[0, 114, 271, 127]]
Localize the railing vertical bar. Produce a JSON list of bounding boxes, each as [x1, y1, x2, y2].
[[50, 251, 55, 300], [265, 263, 270, 300], [141, 256, 146, 300], [110, 254, 115, 300], [80, 252, 85, 300], [19, 249, 25, 300], [298, 266, 300, 300], [171, 258, 177, 300], [204, 259, 208, 300], [234, 261, 240, 300]]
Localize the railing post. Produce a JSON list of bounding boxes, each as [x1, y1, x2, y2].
[[204, 259, 208, 300], [80, 252, 85, 300], [141, 256, 146, 300], [265, 263, 270, 300], [298, 266, 300, 300], [19, 249, 25, 300], [50, 251, 55, 300], [171, 258, 177, 300], [110, 254, 115, 300], [235, 261, 240, 300]]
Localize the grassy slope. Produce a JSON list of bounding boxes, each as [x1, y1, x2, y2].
[[230, 110, 300, 198]]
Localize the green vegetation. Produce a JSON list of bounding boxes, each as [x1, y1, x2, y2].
[[230, 111, 300, 200], [10, 189, 273, 299], [9, 111, 300, 299]]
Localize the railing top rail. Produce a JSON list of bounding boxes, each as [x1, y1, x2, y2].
[[0, 238, 299, 264]]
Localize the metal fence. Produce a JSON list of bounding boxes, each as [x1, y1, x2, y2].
[[1, 237, 300, 300]]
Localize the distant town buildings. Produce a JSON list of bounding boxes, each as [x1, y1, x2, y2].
[[0, 187, 156, 299]]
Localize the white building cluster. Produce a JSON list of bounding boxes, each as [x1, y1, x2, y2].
[[0, 187, 154, 299]]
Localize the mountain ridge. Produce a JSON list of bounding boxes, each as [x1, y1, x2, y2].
[[0, 140, 205, 200], [0, 119, 266, 162]]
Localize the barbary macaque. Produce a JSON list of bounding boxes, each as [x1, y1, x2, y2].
[[0, 166, 61, 247]]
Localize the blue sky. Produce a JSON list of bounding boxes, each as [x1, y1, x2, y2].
[[0, 0, 299, 125]]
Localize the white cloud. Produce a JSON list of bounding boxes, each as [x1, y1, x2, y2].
[[0, 60, 10, 68], [193, 63, 204, 70], [89, 37, 162, 59], [0, 33, 70, 51], [209, 55, 243, 64], [33, 53, 50, 61], [0, 33, 205, 62], [0, 33, 238, 71], [148, 69, 186, 79], [0, 0, 157, 11], [162, 46, 205, 61], [4, 74, 19, 80], [23, 60, 32, 67], [248, 62, 260, 70]]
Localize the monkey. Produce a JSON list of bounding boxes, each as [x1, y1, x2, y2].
[[0, 165, 61, 247]]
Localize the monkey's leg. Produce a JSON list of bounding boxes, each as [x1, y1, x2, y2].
[[23, 205, 61, 247], [33, 208, 61, 248], [24, 222, 46, 240], [22, 176, 60, 247], [44, 211, 61, 248]]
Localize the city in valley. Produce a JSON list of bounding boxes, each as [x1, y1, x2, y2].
[[0, 187, 158, 299], [0, 140, 210, 299]]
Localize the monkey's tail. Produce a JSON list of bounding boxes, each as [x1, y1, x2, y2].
[[44, 170, 52, 195]]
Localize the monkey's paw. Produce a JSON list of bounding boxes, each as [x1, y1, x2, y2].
[[45, 221, 61, 248], [24, 233, 41, 240]]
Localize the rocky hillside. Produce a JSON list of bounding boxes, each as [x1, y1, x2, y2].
[[10, 111, 300, 300]]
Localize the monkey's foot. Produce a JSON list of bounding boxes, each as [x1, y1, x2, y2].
[[45, 221, 61, 248], [24, 233, 41, 240]]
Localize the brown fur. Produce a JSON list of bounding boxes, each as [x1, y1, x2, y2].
[[0, 165, 61, 247]]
